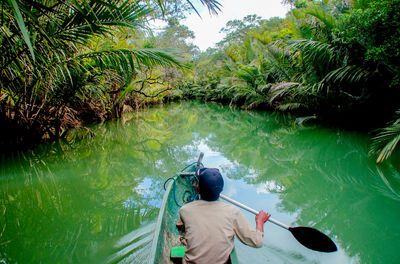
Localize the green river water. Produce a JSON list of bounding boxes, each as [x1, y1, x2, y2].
[[1, 101, 400, 264]]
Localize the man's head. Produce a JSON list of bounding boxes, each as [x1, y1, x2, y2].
[[196, 168, 224, 201]]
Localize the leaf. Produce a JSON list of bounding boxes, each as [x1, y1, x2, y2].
[[269, 82, 299, 103], [191, 0, 222, 16], [323, 65, 369, 84], [9, 0, 35, 60], [87, 49, 182, 67], [369, 113, 400, 163]]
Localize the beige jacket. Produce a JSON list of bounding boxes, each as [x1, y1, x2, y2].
[[179, 200, 264, 264]]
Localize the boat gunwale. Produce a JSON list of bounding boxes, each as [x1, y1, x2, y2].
[[148, 177, 174, 263]]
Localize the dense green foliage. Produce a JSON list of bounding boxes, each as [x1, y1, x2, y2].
[[0, 0, 219, 152], [1, 0, 398, 163], [0, 0, 177, 151], [179, 0, 400, 162]]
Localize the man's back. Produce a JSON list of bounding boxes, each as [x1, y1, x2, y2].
[[179, 200, 263, 264]]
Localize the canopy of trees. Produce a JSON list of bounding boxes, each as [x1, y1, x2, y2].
[[179, 0, 400, 163], [1, 0, 398, 163]]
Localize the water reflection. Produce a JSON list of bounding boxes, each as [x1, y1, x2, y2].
[[0, 101, 399, 263], [0, 104, 202, 263]]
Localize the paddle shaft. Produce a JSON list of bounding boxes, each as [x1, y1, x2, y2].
[[196, 152, 204, 170], [219, 194, 290, 230]]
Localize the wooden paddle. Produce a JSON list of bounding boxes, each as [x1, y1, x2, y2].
[[219, 194, 337, 253]]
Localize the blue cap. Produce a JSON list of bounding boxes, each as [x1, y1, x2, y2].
[[196, 168, 224, 201]]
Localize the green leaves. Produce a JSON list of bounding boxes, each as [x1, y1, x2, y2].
[[78, 48, 183, 83], [185, 0, 400, 161], [187, 0, 222, 16], [8, 0, 35, 60], [370, 111, 400, 163], [53, 0, 150, 44], [0, 0, 188, 148], [323, 65, 368, 84]]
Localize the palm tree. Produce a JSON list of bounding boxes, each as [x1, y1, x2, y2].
[[369, 110, 400, 163], [0, 0, 184, 150], [185, 0, 222, 16]]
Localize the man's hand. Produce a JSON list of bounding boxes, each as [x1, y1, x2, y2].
[[255, 210, 271, 234], [255, 210, 271, 224]]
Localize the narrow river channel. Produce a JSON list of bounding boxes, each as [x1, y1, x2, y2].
[[1, 101, 400, 263]]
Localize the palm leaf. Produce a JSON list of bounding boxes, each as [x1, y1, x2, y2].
[[8, 0, 35, 60], [264, 43, 296, 82], [369, 112, 400, 163], [303, 4, 338, 29], [323, 65, 369, 84], [191, 0, 222, 16], [269, 82, 299, 104], [295, 115, 316, 125], [289, 39, 338, 70], [77, 48, 183, 69], [54, 0, 150, 44]]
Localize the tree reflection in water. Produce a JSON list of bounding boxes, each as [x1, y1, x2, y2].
[[0, 101, 399, 263]]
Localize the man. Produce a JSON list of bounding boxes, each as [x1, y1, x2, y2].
[[178, 168, 271, 264]]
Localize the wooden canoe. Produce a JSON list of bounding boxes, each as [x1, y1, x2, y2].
[[148, 154, 239, 264]]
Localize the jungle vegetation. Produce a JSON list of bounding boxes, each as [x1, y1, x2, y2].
[[1, 0, 399, 163], [179, 0, 400, 163], [0, 0, 217, 152]]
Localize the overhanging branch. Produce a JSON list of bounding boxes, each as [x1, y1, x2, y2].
[[131, 88, 171, 98]]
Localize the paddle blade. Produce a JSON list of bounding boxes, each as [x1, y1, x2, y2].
[[289, 227, 337, 253]]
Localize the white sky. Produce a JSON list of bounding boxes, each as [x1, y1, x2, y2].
[[182, 0, 290, 50]]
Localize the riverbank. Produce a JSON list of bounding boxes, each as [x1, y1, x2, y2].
[[2, 1, 399, 162], [0, 95, 178, 155], [2, 94, 400, 167]]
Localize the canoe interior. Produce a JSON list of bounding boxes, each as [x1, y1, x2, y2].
[[149, 171, 198, 264], [149, 167, 239, 264]]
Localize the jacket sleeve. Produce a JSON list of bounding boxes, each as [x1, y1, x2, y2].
[[232, 208, 264, 248]]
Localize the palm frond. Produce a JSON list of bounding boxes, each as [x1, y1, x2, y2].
[[185, 0, 222, 16], [232, 65, 259, 86], [196, 0, 222, 15], [9, 0, 35, 59], [295, 115, 316, 125], [369, 112, 400, 163], [323, 65, 369, 84], [53, 0, 150, 44], [289, 39, 338, 71], [303, 3, 338, 29], [269, 82, 299, 104], [77, 49, 183, 71], [264, 44, 295, 82]]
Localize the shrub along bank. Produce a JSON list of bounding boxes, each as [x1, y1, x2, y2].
[[178, 0, 400, 163]]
